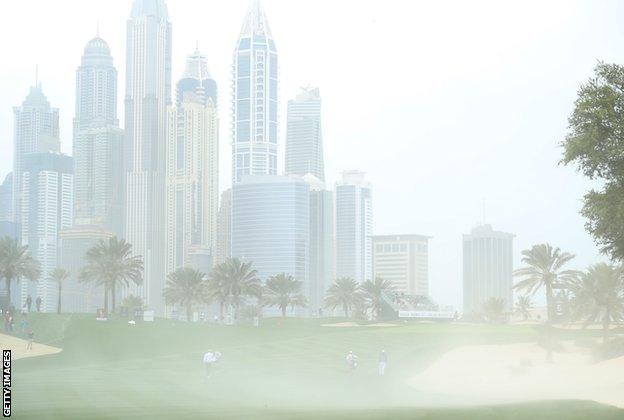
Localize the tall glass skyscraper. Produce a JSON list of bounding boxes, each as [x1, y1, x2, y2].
[[231, 175, 309, 286], [285, 87, 324, 181], [124, 0, 172, 313], [463, 224, 514, 314], [232, 0, 278, 184], [166, 49, 219, 274], [13, 84, 60, 227], [73, 36, 125, 236], [335, 171, 373, 283], [20, 153, 73, 312]]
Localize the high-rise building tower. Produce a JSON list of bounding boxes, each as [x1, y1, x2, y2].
[[232, 0, 278, 184], [73, 36, 125, 236], [285, 87, 324, 181], [372, 234, 430, 296], [166, 49, 219, 274], [13, 84, 60, 226], [176, 47, 217, 107], [462, 224, 514, 314], [215, 189, 232, 266], [20, 153, 73, 312], [335, 171, 373, 283], [231, 175, 309, 290], [73, 36, 118, 132], [304, 174, 333, 315], [125, 0, 172, 313]]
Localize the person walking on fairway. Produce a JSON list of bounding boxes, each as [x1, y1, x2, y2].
[[346, 350, 358, 372], [26, 296, 32, 312], [36, 297, 42, 312], [202, 350, 221, 378], [378, 350, 388, 376], [26, 329, 34, 350]]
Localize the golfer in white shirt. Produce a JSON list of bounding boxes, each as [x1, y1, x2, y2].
[[202, 350, 221, 378]]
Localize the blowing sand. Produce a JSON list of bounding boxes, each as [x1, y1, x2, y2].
[[0, 333, 62, 360], [408, 341, 624, 408]]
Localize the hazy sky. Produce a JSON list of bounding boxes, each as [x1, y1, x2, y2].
[[1, 0, 621, 308]]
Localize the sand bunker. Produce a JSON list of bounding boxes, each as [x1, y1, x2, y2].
[[408, 341, 624, 408], [321, 322, 398, 328], [0, 333, 62, 360]]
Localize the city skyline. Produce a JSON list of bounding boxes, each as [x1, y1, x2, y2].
[[0, 0, 612, 309]]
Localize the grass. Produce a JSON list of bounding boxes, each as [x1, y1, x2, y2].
[[10, 314, 624, 419]]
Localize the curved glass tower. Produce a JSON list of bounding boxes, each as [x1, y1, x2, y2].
[[232, 0, 278, 184]]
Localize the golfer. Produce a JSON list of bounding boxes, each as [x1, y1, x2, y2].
[[202, 350, 222, 378], [378, 350, 388, 376], [346, 350, 358, 372]]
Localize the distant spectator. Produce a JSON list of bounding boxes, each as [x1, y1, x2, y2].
[[26, 296, 32, 312], [346, 351, 358, 372], [378, 350, 388, 376], [36, 297, 42, 312], [26, 329, 34, 350]]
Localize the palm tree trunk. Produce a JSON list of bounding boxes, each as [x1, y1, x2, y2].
[[5, 278, 11, 310], [602, 314, 610, 344], [282, 306, 287, 318], [57, 283, 62, 314], [545, 283, 554, 363], [103, 285, 109, 316], [343, 303, 349, 318], [111, 283, 116, 314], [219, 300, 224, 320]]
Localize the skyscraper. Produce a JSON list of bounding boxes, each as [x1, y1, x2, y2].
[[285, 87, 324, 181], [0, 173, 18, 240], [20, 153, 73, 312], [232, 0, 278, 184], [125, 0, 172, 313], [305, 174, 333, 315], [372, 234, 430, 296], [176, 47, 217, 107], [166, 49, 219, 274], [215, 189, 232, 266], [73, 36, 124, 236], [335, 171, 373, 283], [13, 84, 60, 226], [231, 175, 309, 288], [462, 224, 514, 314]]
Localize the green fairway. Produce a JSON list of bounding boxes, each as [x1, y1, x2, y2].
[[10, 315, 624, 419]]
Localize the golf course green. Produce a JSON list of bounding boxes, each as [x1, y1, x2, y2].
[[10, 314, 624, 419]]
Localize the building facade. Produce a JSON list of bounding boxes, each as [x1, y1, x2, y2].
[[60, 225, 113, 313], [462, 224, 514, 314], [13, 84, 60, 227], [73, 36, 125, 236], [20, 153, 73, 312], [335, 171, 372, 283], [166, 50, 219, 274], [305, 175, 333, 315], [231, 175, 309, 287], [372, 234, 430, 296], [285, 87, 324, 181], [124, 0, 172, 313], [232, 0, 278, 184], [215, 189, 232, 266]]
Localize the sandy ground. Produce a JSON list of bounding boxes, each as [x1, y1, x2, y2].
[[0, 333, 62, 360], [408, 341, 624, 408], [321, 322, 398, 328]]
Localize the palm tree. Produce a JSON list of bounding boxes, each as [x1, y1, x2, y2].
[[361, 277, 396, 321], [80, 237, 143, 314], [515, 295, 533, 321], [225, 259, 262, 320], [482, 297, 506, 323], [49, 268, 69, 314], [264, 273, 307, 317], [324, 277, 363, 318], [513, 243, 580, 361], [569, 263, 624, 343], [121, 295, 145, 312], [207, 261, 230, 320], [0, 237, 40, 309], [163, 268, 207, 322]]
